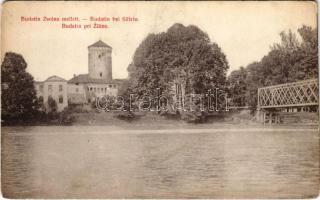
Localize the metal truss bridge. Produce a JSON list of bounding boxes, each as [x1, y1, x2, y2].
[[258, 79, 318, 109]]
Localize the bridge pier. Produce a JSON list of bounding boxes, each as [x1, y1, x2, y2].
[[257, 108, 284, 125], [255, 109, 264, 123]]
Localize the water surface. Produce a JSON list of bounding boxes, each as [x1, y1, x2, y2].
[[2, 126, 319, 198]]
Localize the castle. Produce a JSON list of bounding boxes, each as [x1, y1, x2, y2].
[[35, 40, 124, 112]]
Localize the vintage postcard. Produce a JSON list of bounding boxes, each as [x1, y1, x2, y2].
[[1, 1, 319, 198]]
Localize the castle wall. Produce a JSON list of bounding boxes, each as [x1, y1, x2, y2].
[[67, 84, 87, 104], [35, 81, 68, 112], [34, 41, 120, 110], [86, 83, 118, 99], [88, 47, 112, 80]]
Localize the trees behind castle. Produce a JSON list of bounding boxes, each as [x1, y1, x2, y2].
[[1, 52, 40, 124], [228, 25, 318, 110], [127, 23, 229, 98]]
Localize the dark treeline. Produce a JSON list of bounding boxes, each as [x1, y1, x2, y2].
[[228, 25, 318, 111]]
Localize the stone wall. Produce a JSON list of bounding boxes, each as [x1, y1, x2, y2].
[[88, 46, 112, 80]]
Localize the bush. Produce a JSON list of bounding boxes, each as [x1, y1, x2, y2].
[[58, 109, 75, 125], [48, 96, 57, 113], [178, 94, 208, 123], [113, 111, 136, 121], [91, 98, 97, 109], [67, 104, 89, 113], [180, 111, 207, 123], [41, 107, 75, 125]]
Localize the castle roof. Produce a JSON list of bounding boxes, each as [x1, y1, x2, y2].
[[45, 75, 67, 82], [88, 40, 112, 48], [68, 74, 123, 84]]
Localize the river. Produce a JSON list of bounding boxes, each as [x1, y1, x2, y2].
[[2, 126, 319, 198]]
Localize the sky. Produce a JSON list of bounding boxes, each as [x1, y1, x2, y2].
[[1, 1, 317, 81]]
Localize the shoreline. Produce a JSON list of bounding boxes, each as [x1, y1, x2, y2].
[[2, 124, 319, 134]]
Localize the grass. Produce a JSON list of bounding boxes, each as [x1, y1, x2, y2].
[[69, 110, 318, 130]]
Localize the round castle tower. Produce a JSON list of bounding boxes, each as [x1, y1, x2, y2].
[[88, 40, 112, 80]]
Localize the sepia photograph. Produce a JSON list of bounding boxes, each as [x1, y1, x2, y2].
[[1, 1, 319, 198]]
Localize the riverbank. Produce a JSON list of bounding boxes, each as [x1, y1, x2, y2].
[[2, 109, 318, 128], [68, 109, 320, 125]]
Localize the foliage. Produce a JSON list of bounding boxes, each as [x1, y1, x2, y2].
[[228, 25, 318, 111], [113, 111, 136, 121], [126, 23, 229, 122], [1, 52, 74, 126], [37, 96, 45, 111], [180, 96, 207, 123], [1, 52, 39, 124], [128, 23, 229, 98], [58, 108, 75, 125], [227, 67, 247, 107], [48, 96, 57, 113], [42, 107, 75, 125], [67, 104, 89, 113]]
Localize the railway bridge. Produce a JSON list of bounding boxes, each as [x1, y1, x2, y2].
[[257, 79, 318, 124]]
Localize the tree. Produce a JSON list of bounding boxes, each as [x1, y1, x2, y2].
[[227, 66, 247, 107], [291, 25, 318, 80], [37, 96, 45, 111], [127, 23, 229, 108], [1, 52, 39, 124], [227, 25, 317, 112]]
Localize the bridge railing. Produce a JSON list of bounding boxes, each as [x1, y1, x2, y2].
[[258, 78, 318, 109]]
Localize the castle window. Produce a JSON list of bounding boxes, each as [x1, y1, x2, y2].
[[48, 85, 52, 92], [59, 95, 63, 103], [98, 53, 105, 58], [109, 85, 112, 88], [105, 88, 107, 92], [100, 72, 102, 77], [59, 85, 63, 92], [76, 88, 79, 93]]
